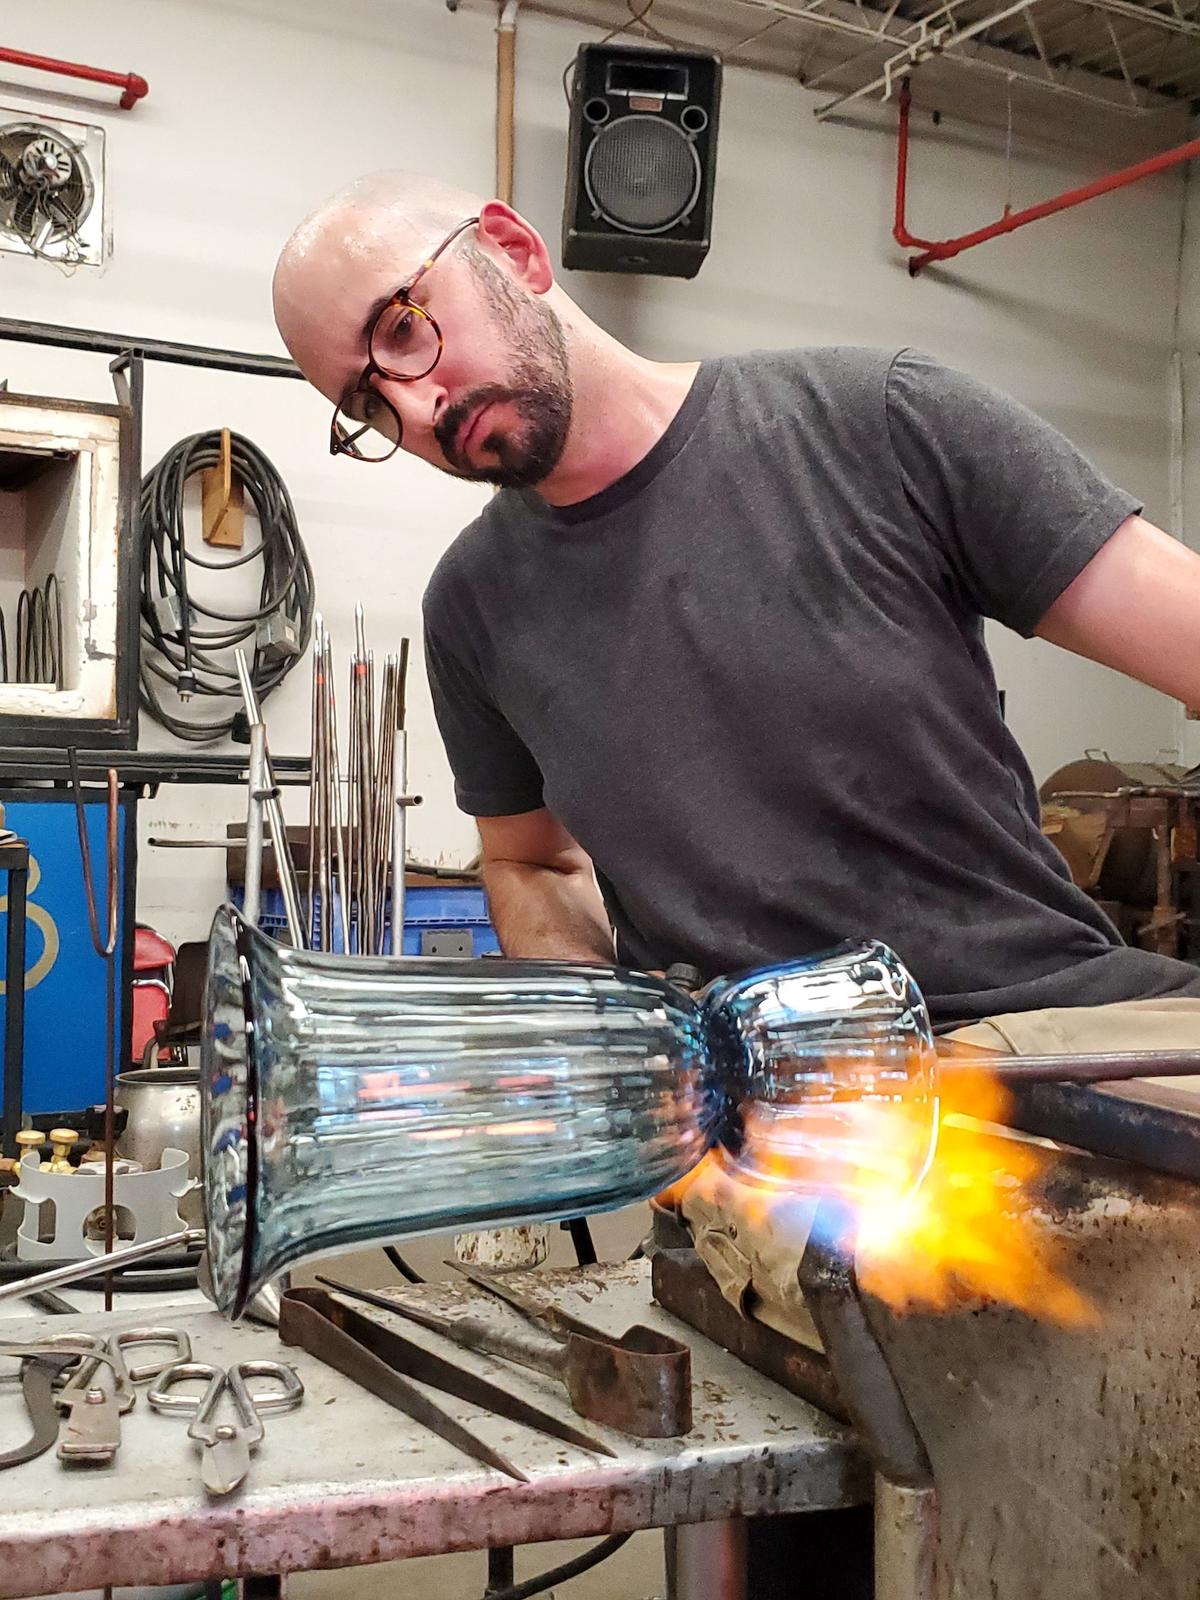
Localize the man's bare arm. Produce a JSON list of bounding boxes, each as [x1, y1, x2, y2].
[[1035, 515, 1200, 705], [478, 808, 615, 962]]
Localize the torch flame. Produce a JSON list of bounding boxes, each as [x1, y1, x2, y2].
[[664, 1053, 1094, 1326]]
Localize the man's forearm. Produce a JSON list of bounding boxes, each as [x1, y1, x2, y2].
[[483, 858, 615, 961]]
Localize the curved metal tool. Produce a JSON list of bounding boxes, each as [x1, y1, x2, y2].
[[444, 1261, 694, 1439], [0, 1353, 77, 1470], [321, 1266, 693, 1439]]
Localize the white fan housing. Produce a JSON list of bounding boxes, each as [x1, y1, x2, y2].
[[0, 107, 107, 267]]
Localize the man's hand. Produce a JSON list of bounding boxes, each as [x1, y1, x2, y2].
[[478, 808, 616, 962], [1036, 515, 1200, 707]]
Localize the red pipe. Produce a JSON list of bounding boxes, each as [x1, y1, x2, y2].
[[0, 46, 148, 109], [894, 81, 1200, 275]]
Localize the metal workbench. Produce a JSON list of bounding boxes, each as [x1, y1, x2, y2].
[[0, 1261, 868, 1598]]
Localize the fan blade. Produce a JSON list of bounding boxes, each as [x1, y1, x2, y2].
[[43, 194, 75, 234], [56, 171, 87, 225], [12, 187, 38, 240]]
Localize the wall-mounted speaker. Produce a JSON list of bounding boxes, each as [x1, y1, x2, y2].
[[562, 43, 722, 280]]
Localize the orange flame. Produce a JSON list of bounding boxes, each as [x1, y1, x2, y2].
[[663, 1056, 1094, 1325]]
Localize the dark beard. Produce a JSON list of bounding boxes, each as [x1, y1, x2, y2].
[[432, 247, 573, 490], [435, 374, 572, 489]]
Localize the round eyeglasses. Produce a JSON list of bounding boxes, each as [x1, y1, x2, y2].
[[330, 216, 479, 465]]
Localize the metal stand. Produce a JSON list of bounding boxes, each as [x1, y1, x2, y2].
[[665, 1521, 748, 1600], [484, 1546, 515, 1597]]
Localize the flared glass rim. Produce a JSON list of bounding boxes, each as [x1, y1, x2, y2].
[[201, 903, 260, 1318]]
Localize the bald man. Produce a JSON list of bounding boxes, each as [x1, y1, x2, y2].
[[274, 173, 1200, 1031]]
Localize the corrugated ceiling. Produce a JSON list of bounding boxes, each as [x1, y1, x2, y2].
[[457, 0, 1200, 143]]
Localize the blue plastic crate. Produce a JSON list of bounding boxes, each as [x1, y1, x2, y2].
[[229, 883, 500, 957]]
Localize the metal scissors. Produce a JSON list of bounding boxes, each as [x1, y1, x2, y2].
[[0, 1328, 190, 1467], [146, 1359, 304, 1495]]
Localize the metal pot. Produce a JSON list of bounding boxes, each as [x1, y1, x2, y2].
[[115, 1067, 202, 1224]]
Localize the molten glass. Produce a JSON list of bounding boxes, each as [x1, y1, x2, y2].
[[201, 907, 937, 1317]]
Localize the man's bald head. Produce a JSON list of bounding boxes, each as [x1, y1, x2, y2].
[[272, 170, 485, 398], [273, 171, 577, 490]]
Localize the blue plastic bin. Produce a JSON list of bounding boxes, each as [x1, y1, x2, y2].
[[228, 883, 500, 956]]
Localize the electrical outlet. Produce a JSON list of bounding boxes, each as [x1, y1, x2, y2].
[[420, 930, 474, 958]]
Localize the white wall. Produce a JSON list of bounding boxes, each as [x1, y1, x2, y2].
[[0, 0, 1186, 943]]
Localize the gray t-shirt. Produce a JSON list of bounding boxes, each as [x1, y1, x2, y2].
[[423, 347, 1200, 1024]]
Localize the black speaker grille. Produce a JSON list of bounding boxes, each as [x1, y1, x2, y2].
[[584, 115, 701, 235]]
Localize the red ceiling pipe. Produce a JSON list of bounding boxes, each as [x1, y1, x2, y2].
[[0, 46, 148, 109], [894, 80, 1200, 275]]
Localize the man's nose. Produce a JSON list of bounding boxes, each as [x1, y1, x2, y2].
[[375, 372, 445, 441]]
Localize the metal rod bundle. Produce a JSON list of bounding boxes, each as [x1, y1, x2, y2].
[[304, 607, 410, 955]]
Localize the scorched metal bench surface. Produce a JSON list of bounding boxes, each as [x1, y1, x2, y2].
[[0, 1260, 867, 1597]]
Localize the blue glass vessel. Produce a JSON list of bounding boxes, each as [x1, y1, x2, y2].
[[202, 906, 935, 1317]]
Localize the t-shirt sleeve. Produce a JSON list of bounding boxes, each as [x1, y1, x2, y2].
[[423, 594, 546, 819], [884, 349, 1142, 637]]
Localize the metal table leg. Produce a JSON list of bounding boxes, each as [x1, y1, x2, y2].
[[665, 1521, 747, 1600]]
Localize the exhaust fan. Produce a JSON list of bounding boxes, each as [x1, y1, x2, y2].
[[0, 107, 106, 267]]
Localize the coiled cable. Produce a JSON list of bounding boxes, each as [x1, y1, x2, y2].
[[139, 430, 314, 741], [12, 574, 62, 686]]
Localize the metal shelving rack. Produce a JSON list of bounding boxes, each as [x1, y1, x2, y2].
[[457, 0, 1200, 124]]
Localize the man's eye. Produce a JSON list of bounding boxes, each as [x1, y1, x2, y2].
[[380, 306, 415, 346]]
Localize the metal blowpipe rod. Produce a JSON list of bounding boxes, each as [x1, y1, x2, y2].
[[305, 607, 413, 955], [0, 1229, 207, 1305], [941, 1048, 1200, 1085]]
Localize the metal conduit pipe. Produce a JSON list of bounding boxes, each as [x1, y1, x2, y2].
[[496, 1, 519, 204], [0, 45, 148, 108], [894, 80, 1200, 274]]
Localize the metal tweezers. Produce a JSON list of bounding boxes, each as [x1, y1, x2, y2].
[[279, 1285, 615, 1482]]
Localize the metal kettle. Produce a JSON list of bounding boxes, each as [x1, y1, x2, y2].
[[115, 1067, 202, 1224]]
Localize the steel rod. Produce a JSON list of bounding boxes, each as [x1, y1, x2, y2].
[[356, 641, 376, 954], [318, 639, 334, 954], [234, 649, 306, 946], [367, 648, 378, 927], [392, 729, 408, 956], [243, 723, 269, 929], [0, 316, 302, 378], [0, 1230, 206, 1305], [307, 622, 322, 942], [372, 658, 397, 952], [348, 653, 361, 955], [324, 631, 349, 954], [944, 1050, 1200, 1085]]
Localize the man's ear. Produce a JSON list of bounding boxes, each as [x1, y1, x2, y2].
[[476, 200, 554, 294]]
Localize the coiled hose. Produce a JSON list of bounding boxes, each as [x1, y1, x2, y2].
[[139, 430, 315, 741]]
